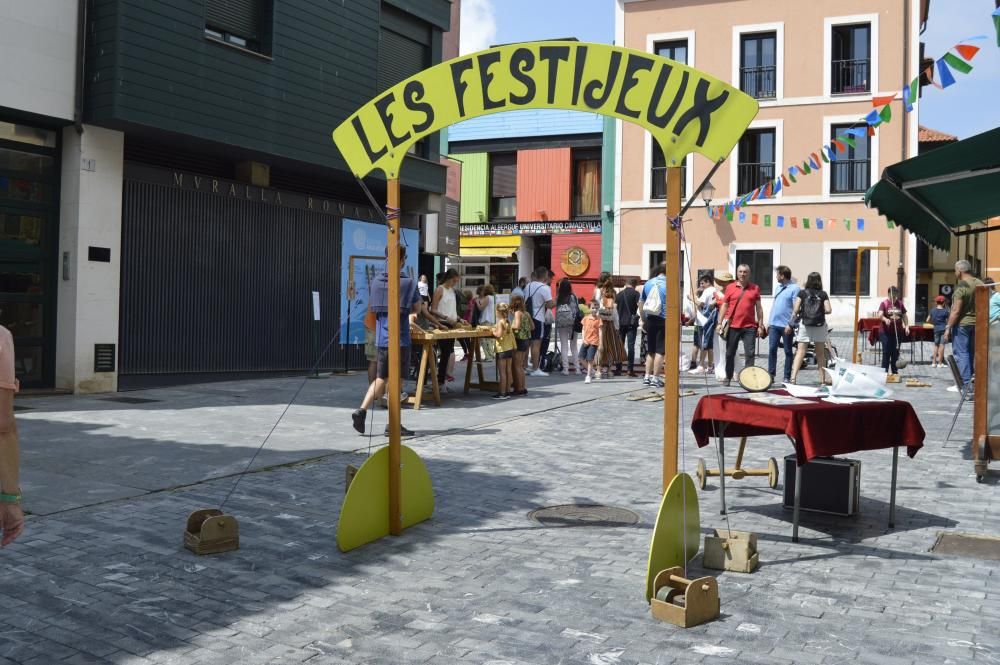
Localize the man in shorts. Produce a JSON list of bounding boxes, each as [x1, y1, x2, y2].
[[639, 262, 668, 388], [351, 246, 422, 437]]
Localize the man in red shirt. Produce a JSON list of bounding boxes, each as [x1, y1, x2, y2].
[[717, 264, 766, 386]]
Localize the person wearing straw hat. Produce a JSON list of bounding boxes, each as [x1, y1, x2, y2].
[[712, 271, 734, 380]]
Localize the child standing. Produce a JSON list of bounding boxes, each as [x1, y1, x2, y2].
[[927, 295, 950, 368], [493, 302, 516, 399], [580, 301, 603, 384]]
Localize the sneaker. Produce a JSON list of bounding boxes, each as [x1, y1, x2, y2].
[[440, 384, 451, 394], [491, 393, 504, 399], [584, 374, 592, 384], [530, 369, 549, 377], [594, 372, 602, 381], [351, 408, 366, 434], [384, 424, 415, 438], [400, 391, 409, 402], [499, 393, 511, 400], [654, 378, 665, 389], [562, 369, 569, 376], [642, 376, 652, 385], [946, 385, 959, 393], [688, 367, 706, 375]]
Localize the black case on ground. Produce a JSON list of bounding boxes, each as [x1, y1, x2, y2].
[[782, 455, 861, 516]]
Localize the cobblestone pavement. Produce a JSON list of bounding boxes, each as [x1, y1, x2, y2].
[[2, 335, 998, 664]]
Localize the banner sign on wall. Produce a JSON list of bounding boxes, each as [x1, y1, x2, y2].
[[459, 220, 602, 236], [340, 218, 419, 344]]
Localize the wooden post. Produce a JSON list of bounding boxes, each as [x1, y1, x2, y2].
[[386, 177, 402, 536], [663, 166, 682, 491], [850, 246, 891, 364]]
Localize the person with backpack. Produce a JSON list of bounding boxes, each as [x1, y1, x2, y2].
[[553, 278, 581, 376], [878, 285, 910, 378], [524, 266, 555, 376], [788, 271, 833, 385], [510, 294, 532, 395], [614, 277, 641, 376], [639, 262, 668, 388]]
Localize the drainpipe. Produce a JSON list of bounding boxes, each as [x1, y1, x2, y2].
[[73, 0, 88, 135], [897, 0, 910, 296]]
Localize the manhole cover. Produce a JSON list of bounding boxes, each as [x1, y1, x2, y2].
[[932, 532, 1000, 561], [528, 504, 640, 528], [103, 396, 160, 404]]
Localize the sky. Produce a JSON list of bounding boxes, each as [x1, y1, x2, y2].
[[459, 0, 998, 140]]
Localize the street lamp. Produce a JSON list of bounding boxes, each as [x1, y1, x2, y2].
[[701, 181, 716, 216]]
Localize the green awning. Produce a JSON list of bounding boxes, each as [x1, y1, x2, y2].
[[865, 126, 1000, 251]]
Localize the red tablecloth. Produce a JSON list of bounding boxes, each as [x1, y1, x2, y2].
[[910, 326, 935, 342], [691, 392, 925, 464]]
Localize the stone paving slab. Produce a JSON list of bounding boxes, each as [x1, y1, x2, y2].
[[1, 337, 997, 664]]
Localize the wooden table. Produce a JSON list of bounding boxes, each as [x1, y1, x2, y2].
[[409, 326, 497, 409], [691, 392, 925, 542]]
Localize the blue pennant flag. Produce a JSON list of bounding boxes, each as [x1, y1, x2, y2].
[[739, 211, 746, 224], [777, 215, 785, 228], [857, 218, 865, 231]]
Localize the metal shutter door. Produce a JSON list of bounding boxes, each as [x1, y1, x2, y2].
[[491, 154, 517, 198], [205, 0, 260, 40], [378, 28, 427, 92]]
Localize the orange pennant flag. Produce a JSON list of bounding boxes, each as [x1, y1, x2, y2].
[[832, 139, 847, 153], [955, 44, 980, 61], [751, 213, 759, 225], [868, 126, 876, 137], [872, 95, 895, 107]]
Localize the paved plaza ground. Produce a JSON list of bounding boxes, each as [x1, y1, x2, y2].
[[1, 334, 998, 664]]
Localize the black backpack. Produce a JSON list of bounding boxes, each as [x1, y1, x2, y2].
[[800, 289, 826, 327], [540, 349, 562, 372]]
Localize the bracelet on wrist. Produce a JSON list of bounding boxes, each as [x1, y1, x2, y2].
[[0, 491, 22, 503]]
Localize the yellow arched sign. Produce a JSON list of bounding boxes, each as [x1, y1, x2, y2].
[[333, 41, 759, 179]]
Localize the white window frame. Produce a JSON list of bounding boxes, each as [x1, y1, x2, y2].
[[823, 13, 879, 100], [729, 242, 781, 299], [728, 118, 783, 204], [732, 22, 784, 102], [822, 114, 878, 199], [824, 241, 881, 304], [644, 30, 695, 202]]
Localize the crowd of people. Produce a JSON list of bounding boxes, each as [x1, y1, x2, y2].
[[350, 251, 1000, 435]]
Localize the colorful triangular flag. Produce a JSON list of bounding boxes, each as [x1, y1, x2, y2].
[[777, 216, 785, 228], [936, 58, 957, 88], [857, 218, 865, 231], [751, 213, 759, 225], [872, 95, 895, 107], [816, 218, 824, 230], [844, 218, 852, 231], [739, 212, 746, 224], [879, 104, 892, 123], [764, 215, 772, 227], [887, 219, 895, 229], [782, 174, 791, 187], [790, 216, 798, 228], [838, 135, 857, 149], [802, 218, 810, 229], [943, 52, 973, 74], [773, 178, 782, 195], [994, 8, 1000, 47], [955, 44, 980, 61], [864, 109, 881, 125]]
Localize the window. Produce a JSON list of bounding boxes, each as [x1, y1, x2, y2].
[[651, 40, 688, 201], [916, 240, 930, 271], [651, 147, 687, 201], [647, 250, 685, 292], [831, 23, 870, 94], [830, 249, 870, 296], [740, 33, 777, 100], [205, 0, 271, 54], [572, 149, 601, 217], [489, 153, 517, 219], [735, 250, 774, 296], [830, 123, 871, 193], [737, 129, 776, 196]]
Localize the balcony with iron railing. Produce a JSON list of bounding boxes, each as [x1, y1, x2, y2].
[[737, 162, 775, 196], [650, 165, 687, 200], [740, 66, 776, 100], [830, 159, 870, 194], [831, 58, 870, 94]]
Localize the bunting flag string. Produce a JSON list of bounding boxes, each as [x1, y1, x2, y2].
[[714, 214, 895, 233], [710, 32, 987, 219]]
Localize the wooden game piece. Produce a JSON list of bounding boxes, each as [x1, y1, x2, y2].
[[703, 529, 759, 573], [645, 473, 700, 601], [184, 509, 239, 555], [649, 566, 720, 628]]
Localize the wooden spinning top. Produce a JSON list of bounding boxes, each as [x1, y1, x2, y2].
[[184, 509, 240, 555]]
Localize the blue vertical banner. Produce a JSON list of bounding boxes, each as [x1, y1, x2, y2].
[[340, 218, 419, 343]]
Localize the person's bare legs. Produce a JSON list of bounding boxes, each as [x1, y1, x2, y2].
[[790, 342, 808, 383], [816, 343, 828, 385], [530, 339, 542, 371], [360, 378, 386, 411], [0, 388, 23, 547], [367, 360, 376, 385]]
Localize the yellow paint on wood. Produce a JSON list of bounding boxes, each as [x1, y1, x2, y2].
[[336, 445, 434, 552], [645, 473, 700, 601]]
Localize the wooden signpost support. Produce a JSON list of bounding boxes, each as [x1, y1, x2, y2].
[[386, 177, 402, 537], [850, 245, 891, 364], [663, 166, 682, 489]]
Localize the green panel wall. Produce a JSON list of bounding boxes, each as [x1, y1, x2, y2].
[[601, 116, 616, 272], [453, 152, 488, 224], [83, 0, 449, 192]]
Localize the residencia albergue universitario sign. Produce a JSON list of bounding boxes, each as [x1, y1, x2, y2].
[[333, 41, 759, 181]]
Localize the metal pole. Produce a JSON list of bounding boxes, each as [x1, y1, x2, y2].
[[387, 177, 402, 536], [663, 165, 682, 490]]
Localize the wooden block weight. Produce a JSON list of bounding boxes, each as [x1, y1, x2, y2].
[[703, 529, 759, 573], [184, 509, 239, 555], [649, 566, 720, 628]]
